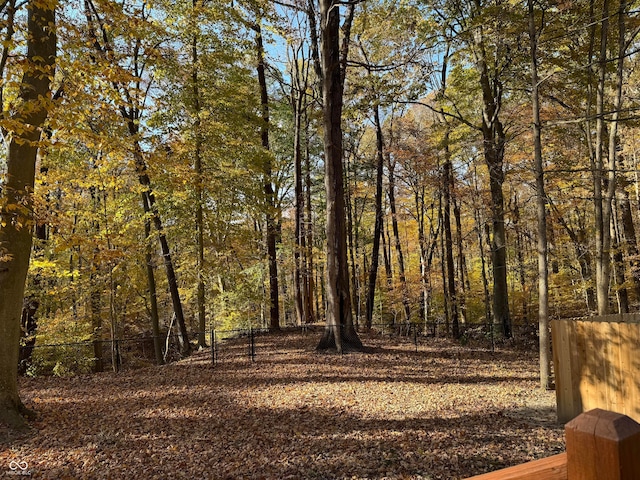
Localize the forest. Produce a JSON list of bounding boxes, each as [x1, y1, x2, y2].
[[1, 0, 639, 423]]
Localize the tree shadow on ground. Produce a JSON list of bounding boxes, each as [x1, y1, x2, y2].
[[3, 336, 563, 480]]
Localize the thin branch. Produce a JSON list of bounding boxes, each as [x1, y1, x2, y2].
[[398, 100, 480, 131]]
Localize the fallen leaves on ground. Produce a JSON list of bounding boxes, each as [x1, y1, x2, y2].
[[0, 332, 565, 479]]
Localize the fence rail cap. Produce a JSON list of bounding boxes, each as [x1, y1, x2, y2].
[[553, 313, 640, 324], [566, 408, 640, 441]]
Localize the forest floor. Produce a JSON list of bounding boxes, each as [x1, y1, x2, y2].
[[0, 331, 565, 480]]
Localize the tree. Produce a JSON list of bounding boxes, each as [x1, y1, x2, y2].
[[528, 0, 551, 389], [253, 21, 281, 331], [0, 0, 56, 427], [83, 0, 191, 356], [430, 0, 516, 337], [315, 0, 362, 351]]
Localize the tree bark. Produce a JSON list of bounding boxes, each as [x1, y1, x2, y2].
[[365, 105, 385, 330], [292, 46, 307, 326], [0, 0, 56, 427], [471, 5, 511, 337], [144, 218, 163, 365], [304, 114, 316, 324], [592, 0, 614, 315], [442, 126, 459, 338], [254, 23, 280, 331], [453, 198, 468, 320], [528, 0, 551, 389], [316, 0, 362, 352]]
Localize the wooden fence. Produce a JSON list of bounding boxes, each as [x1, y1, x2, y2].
[[465, 409, 640, 480], [551, 314, 640, 424]]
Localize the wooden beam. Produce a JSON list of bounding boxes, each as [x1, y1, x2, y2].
[[464, 453, 567, 480]]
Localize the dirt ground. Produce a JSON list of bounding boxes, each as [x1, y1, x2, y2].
[[0, 332, 565, 479]]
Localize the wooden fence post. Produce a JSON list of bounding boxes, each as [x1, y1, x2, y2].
[[566, 408, 640, 480]]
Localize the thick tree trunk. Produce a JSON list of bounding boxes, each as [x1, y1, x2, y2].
[[488, 169, 511, 338], [0, 0, 55, 428], [89, 186, 104, 372], [316, 0, 361, 352], [365, 105, 386, 330], [471, 2, 511, 337]]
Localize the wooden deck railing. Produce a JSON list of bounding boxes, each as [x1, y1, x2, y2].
[[465, 409, 640, 480]]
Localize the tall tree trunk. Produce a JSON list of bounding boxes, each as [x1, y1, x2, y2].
[[608, 0, 627, 311], [472, 0, 511, 337], [345, 153, 359, 326], [254, 23, 280, 331], [365, 105, 386, 330], [316, 0, 362, 352], [192, 2, 206, 348], [0, 0, 56, 427], [387, 153, 411, 323], [453, 198, 468, 320], [144, 218, 164, 365], [134, 140, 191, 357], [382, 217, 393, 288], [474, 207, 492, 326], [528, 0, 551, 389], [442, 127, 459, 338], [439, 198, 449, 334], [90, 248, 104, 373], [84, 0, 191, 355], [512, 194, 529, 322], [89, 185, 104, 372], [292, 48, 307, 326], [592, 0, 614, 314], [304, 111, 316, 324], [417, 191, 440, 334]]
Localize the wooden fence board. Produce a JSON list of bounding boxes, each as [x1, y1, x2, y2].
[[552, 319, 575, 422], [552, 316, 640, 423]]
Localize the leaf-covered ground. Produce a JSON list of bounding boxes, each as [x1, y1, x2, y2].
[[1, 332, 565, 479]]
